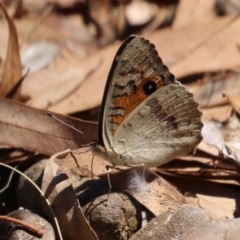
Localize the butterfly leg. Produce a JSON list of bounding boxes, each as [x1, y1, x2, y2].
[[105, 165, 114, 204]]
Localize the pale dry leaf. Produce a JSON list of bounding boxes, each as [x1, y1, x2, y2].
[[220, 112, 240, 162], [197, 141, 222, 159], [0, 1, 22, 99], [180, 218, 240, 240], [157, 172, 240, 219], [184, 184, 239, 220], [201, 105, 232, 122], [148, 16, 232, 69], [194, 74, 240, 108], [225, 93, 240, 114], [169, 15, 240, 78], [202, 120, 226, 155], [15, 15, 61, 46], [196, 194, 237, 219], [46, 42, 116, 113], [202, 112, 240, 163], [173, 0, 216, 28], [21, 40, 59, 74], [0, 97, 97, 155], [22, 53, 101, 112], [61, 16, 239, 113], [0, 19, 9, 58], [41, 160, 97, 240]]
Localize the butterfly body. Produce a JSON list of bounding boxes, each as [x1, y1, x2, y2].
[[91, 35, 202, 168]]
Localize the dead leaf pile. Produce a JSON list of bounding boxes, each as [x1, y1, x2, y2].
[[0, 0, 240, 239]]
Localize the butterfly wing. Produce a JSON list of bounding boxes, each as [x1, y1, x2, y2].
[[112, 84, 202, 167], [99, 35, 179, 151]]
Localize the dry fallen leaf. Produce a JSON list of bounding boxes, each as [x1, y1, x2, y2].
[[54, 15, 240, 113], [173, 0, 216, 28], [194, 73, 240, 108], [41, 159, 98, 240], [1, 1, 240, 239], [22, 54, 101, 112], [0, 1, 22, 99], [180, 218, 240, 240], [0, 97, 97, 155], [59, 150, 185, 217], [202, 111, 240, 163], [169, 15, 240, 78]]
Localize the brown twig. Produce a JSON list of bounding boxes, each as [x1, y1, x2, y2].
[[0, 215, 44, 237]]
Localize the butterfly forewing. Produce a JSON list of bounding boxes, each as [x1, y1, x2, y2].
[[101, 36, 178, 150]]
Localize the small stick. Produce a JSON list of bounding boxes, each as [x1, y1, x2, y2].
[[0, 215, 43, 237]]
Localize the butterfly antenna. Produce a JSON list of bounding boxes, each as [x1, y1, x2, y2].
[[47, 112, 83, 134]]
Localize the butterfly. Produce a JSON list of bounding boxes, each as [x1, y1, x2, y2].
[[91, 35, 202, 168]]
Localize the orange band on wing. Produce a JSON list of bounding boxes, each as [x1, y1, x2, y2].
[[110, 114, 124, 126], [110, 76, 164, 133]]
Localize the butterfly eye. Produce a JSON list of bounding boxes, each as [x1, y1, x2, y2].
[[143, 80, 157, 95]]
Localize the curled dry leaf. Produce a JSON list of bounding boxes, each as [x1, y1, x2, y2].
[[41, 160, 98, 240], [0, 97, 97, 155], [18, 153, 142, 239], [17, 157, 98, 239], [17, 158, 50, 216], [0, 1, 22, 99], [17, 152, 142, 239]]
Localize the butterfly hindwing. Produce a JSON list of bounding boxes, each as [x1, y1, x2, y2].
[[112, 84, 202, 167]]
